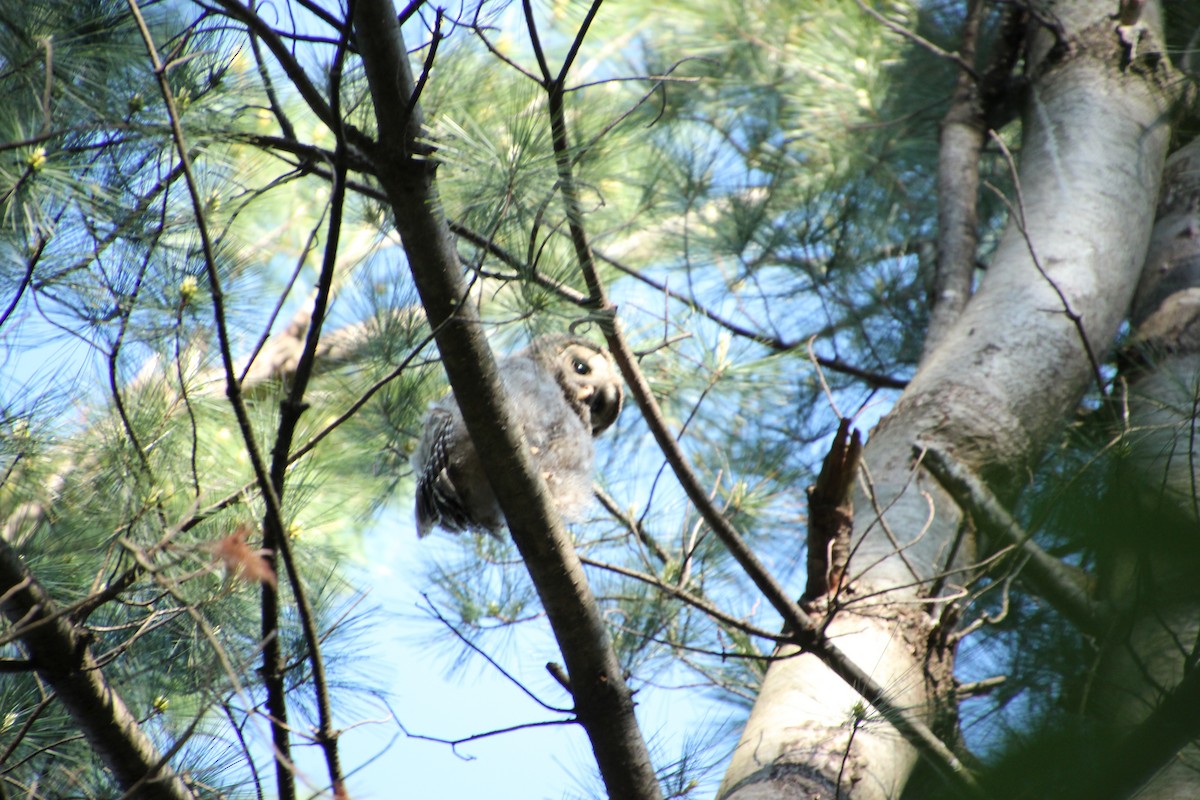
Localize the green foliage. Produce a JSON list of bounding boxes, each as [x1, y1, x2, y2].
[[3, 0, 1141, 796], [0, 1, 432, 794]]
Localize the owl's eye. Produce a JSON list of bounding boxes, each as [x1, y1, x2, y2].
[[572, 357, 591, 375]]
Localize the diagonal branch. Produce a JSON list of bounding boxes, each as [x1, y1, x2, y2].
[[350, 2, 662, 798], [539, 14, 978, 792], [919, 446, 1111, 637], [0, 539, 195, 800]]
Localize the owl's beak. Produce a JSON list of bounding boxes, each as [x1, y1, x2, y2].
[[588, 383, 623, 435]]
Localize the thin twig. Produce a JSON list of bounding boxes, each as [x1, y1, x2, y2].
[[0, 243, 41, 330], [106, 246, 156, 472], [854, 0, 977, 77], [124, 3, 300, 795], [404, 717, 575, 754], [578, 555, 788, 643], [599, 247, 908, 388], [521, 0, 552, 84], [918, 445, 1110, 637], [406, 7, 443, 120], [247, 0, 297, 142], [206, 0, 336, 130], [422, 596, 574, 714], [593, 486, 670, 564]]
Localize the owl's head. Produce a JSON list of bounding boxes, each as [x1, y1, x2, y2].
[[534, 337, 623, 435], [558, 341, 623, 434]]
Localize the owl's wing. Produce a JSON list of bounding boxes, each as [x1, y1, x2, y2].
[[413, 407, 474, 537]]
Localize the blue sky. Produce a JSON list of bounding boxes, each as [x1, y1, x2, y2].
[[292, 517, 736, 800]]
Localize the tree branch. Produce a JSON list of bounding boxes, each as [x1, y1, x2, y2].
[[0, 539, 195, 800], [350, 2, 662, 797], [541, 16, 978, 791], [803, 419, 863, 601], [206, 0, 335, 130], [923, 0, 985, 357], [919, 445, 1110, 637]]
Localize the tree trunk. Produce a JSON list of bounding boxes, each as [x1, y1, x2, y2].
[[719, 3, 1173, 798], [922, 0, 985, 358]]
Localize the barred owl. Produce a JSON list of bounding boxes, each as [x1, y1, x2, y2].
[[413, 336, 623, 537]]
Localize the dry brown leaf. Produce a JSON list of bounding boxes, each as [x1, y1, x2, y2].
[[209, 524, 277, 588]]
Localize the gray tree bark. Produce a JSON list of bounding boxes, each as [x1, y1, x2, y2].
[[719, 3, 1173, 798]]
